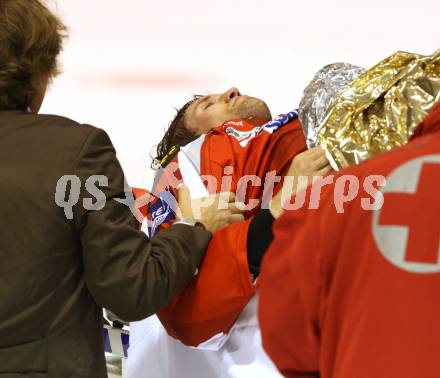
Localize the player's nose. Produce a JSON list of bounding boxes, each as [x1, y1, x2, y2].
[[221, 87, 241, 103]]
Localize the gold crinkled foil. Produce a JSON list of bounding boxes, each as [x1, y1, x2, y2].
[[317, 49, 440, 170]]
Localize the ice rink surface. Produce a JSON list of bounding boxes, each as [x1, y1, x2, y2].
[[41, 0, 439, 191]]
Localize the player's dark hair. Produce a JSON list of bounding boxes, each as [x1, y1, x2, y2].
[[152, 95, 202, 169]]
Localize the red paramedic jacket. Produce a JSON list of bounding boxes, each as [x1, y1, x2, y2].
[[147, 111, 307, 347], [259, 102, 440, 378]]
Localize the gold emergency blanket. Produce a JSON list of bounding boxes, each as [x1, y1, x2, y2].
[[317, 49, 440, 169]]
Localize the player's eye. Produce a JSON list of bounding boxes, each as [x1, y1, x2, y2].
[[205, 102, 214, 109]]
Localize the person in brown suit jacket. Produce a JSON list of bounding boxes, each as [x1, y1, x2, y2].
[[0, 1, 244, 377]]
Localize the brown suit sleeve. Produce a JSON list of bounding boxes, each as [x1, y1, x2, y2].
[[73, 127, 211, 321]]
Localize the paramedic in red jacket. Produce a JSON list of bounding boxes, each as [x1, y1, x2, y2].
[[148, 87, 331, 346], [258, 101, 440, 378]]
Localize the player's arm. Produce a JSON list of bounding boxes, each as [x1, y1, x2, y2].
[[157, 215, 257, 347]]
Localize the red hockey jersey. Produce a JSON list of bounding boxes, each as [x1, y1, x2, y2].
[[259, 102, 440, 378], [147, 111, 307, 346]]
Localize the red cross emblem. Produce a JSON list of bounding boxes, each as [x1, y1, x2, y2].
[[379, 163, 440, 264], [372, 156, 440, 273]]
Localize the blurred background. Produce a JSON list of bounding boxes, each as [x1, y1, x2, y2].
[[42, 0, 439, 190]]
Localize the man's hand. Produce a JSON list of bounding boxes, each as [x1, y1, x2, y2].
[[270, 147, 332, 218], [177, 186, 245, 234], [287, 146, 332, 179]]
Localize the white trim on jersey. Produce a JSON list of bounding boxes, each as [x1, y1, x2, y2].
[[178, 149, 209, 199]]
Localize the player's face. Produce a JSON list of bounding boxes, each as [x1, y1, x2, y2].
[[185, 87, 272, 134]]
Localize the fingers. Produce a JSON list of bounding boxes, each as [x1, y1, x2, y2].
[[210, 191, 241, 211], [305, 146, 326, 158], [205, 210, 246, 233], [177, 185, 194, 219], [218, 214, 245, 230], [228, 214, 245, 223], [177, 185, 191, 204], [196, 191, 236, 204], [228, 201, 247, 213], [217, 191, 236, 203], [313, 154, 331, 170], [289, 146, 330, 176], [317, 165, 333, 176]]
